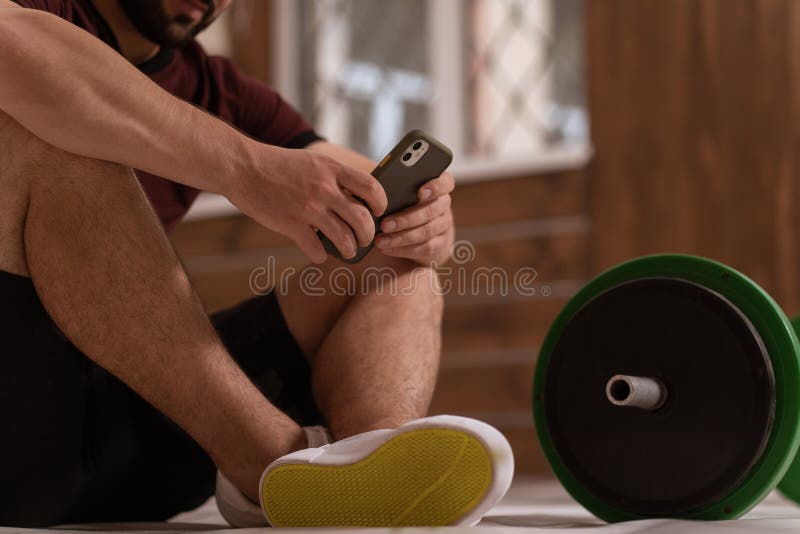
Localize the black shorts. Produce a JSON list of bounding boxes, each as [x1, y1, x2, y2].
[[0, 270, 323, 527]]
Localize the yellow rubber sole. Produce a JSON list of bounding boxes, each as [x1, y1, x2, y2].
[[261, 428, 494, 527]]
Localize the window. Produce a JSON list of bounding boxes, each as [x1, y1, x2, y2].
[[274, 0, 590, 180], [189, 0, 590, 219]]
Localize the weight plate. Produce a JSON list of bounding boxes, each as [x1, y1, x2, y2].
[[533, 254, 800, 522], [777, 316, 800, 503], [544, 277, 775, 516]]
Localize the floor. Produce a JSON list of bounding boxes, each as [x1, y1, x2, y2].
[[4, 477, 800, 533]]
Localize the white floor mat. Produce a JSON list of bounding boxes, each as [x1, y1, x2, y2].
[[3, 476, 800, 533]]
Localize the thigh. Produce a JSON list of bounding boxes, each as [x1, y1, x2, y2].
[[210, 291, 324, 427]]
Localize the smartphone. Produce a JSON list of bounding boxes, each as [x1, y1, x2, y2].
[[320, 129, 453, 264]]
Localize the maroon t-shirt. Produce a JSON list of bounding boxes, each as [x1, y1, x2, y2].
[[14, 0, 320, 231]]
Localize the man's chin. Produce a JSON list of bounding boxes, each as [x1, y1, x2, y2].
[[151, 26, 197, 47]]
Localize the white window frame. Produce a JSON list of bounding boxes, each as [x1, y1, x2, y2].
[[272, 0, 592, 183]]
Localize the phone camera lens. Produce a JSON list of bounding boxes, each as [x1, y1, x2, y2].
[[402, 153, 412, 161], [413, 141, 422, 150]]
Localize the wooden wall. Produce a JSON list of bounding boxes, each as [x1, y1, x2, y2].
[[225, 0, 272, 82], [587, 0, 800, 314]]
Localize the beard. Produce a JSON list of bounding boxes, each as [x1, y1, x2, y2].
[[117, 0, 218, 48]]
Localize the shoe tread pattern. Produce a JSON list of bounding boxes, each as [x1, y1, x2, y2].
[[261, 428, 493, 527]]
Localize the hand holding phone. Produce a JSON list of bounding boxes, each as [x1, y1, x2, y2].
[[319, 130, 453, 264]]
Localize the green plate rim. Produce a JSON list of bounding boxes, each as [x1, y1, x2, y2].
[[777, 316, 800, 502], [532, 254, 800, 522]]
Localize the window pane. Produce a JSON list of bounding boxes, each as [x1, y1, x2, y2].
[[465, 0, 587, 158], [299, 0, 432, 159]]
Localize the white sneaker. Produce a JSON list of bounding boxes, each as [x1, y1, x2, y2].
[[215, 470, 264, 527], [259, 415, 514, 527], [216, 425, 332, 527]]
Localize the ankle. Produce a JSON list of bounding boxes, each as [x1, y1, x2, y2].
[[218, 424, 308, 502]]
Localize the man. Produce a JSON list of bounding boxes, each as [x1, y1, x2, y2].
[[0, 0, 513, 527]]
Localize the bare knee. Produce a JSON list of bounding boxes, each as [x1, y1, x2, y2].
[[0, 111, 69, 178], [0, 111, 159, 277], [1, 111, 136, 194], [19, 144, 146, 232], [359, 253, 444, 323], [403, 263, 444, 325], [26, 143, 135, 190]]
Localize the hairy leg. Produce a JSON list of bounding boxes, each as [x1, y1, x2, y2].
[[276, 253, 444, 440], [0, 115, 33, 277], [0, 112, 302, 500]]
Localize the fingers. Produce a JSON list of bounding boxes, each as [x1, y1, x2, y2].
[[381, 233, 451, 263], [315, 210, 357, 259], [375, 212, 451, 250], [376, 186, 454, 264], [418, 171, 455, 202], [381, 194, 451, 233], [332, 193, 376, 247], [292, 226, 328, 265], [336, 166, 388, 217]]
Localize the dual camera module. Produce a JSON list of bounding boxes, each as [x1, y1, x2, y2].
[[400, 139, 430, 167]]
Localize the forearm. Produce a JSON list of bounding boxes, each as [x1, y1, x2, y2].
[[0, 8, 261, 195]]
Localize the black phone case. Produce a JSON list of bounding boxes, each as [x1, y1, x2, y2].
[[320, 129, 453, 264]]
